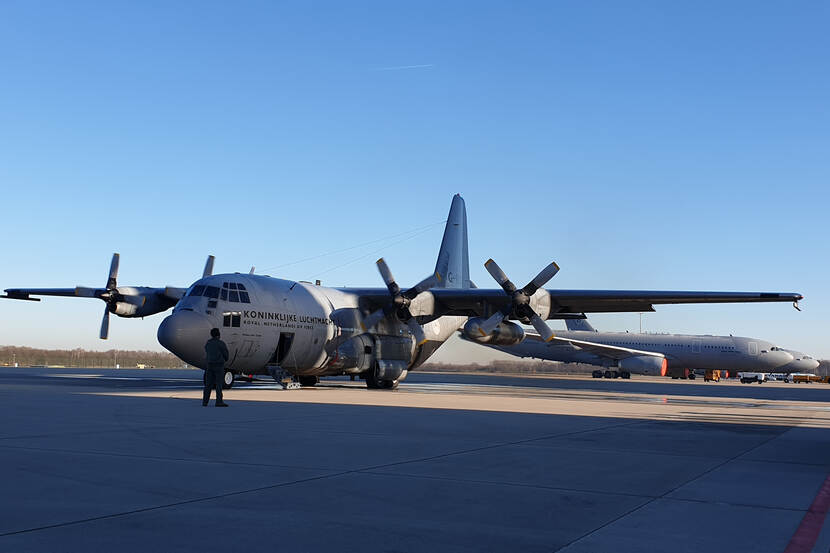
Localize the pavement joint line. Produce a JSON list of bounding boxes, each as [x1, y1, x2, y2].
[[355, 470, 814, 514], [0, 469, 354, 538], [0, 411, 339, 442], [550, 425, 792, 552], [0, 442, 337, 472], [0, 418, 643, 538]]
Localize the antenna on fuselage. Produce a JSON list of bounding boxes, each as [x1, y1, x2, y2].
[[249, 266, 255, 274]]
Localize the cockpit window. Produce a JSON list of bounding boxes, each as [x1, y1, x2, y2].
[[188, 285, 206, 297], [215, 282, 251, 303], [205, 286, 220, 299]]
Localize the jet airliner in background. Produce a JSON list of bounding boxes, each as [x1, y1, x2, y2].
[[469, 317, 809, 379], [1, 195, 805, 389]]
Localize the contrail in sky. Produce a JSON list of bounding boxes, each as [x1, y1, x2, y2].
[[374, 64, 435, 71]]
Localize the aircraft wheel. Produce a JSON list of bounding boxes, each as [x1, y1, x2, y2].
[[604, 370, 613, 379], [592, 370, 603, 379], [299, 375, 319, 387], [620, 371, 631, 379], [365, 373, 398, 390], [222, 370, 234, 389]]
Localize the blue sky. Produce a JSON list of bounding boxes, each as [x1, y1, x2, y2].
[[1, 1, 827, 361]]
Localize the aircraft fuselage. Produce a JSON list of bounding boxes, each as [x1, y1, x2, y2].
[[495, 330, 793, 374], [157, 273, 465, 379]]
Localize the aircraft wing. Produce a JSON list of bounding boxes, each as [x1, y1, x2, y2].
[[421, 289, 803, 318], [1, 287, 184, 302], [523, 332, 665, 361], [1, 288, 80, 301]]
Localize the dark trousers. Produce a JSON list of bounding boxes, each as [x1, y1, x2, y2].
[[203, 366, 224, 405]]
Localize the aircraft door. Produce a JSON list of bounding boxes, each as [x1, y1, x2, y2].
[[748, 342, 758, 356], [267, 332, 295, 367], [692, 340, 702, 354], [221, 311, 243, 369]]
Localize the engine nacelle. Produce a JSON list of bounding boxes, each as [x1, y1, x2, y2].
[[462, 318, 525, 346], [618, 355, 668, 376], [112, 287, 177, 318], [113, 301, 140, 316], [327, 334, 375, 372]]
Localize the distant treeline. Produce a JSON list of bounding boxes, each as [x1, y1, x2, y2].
[[0, 346, 184, 368]]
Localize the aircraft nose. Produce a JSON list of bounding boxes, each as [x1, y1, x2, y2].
[[157, 310, 212, 367], [804, 359, 820, 371], [761, 350, 794, 369]]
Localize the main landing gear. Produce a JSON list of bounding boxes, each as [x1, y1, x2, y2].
[[592, 370, 631, 379], [365, 372, 399, 390]]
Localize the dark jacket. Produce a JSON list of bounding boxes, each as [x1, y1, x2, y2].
[[205, 337, 229, 368]]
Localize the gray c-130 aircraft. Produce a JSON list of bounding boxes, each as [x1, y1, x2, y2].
[[469, 317, 800, 380], [1, 195, 805, 390]]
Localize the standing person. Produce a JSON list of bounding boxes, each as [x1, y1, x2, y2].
[[203, 328, 229, 407]]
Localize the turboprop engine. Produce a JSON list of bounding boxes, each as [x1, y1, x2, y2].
[[462, 318, 525, 346], [74, 253, 185, 339], [618, 355, 668, 376], [107, 287, 173, 317]]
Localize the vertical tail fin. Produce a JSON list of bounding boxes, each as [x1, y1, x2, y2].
[[565, 318, 596, 332], [433, 194, 471, 289]]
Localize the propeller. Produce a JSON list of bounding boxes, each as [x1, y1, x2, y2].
[[75, 253, 145, 339], [75, 253, 216, 339], [477, 259, 559, 342], [75, 253, 122, 339], [361, 258, 441, 346]]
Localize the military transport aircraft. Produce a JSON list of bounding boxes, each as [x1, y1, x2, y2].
[[467, 317, 799, 380], [1, 195, 804, 390]]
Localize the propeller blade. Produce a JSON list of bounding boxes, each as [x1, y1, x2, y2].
[[106, 253, 120, 290], [406, 318, 427, 346], [404, 271, 441, 300], [477, 310, 506, 336], [529, 314, 555, 342], [523, 262, 560, 296], [484, 259, 515, 293], [375, 258, 400, 296], [99, 305, 110, 340], [203, 255, 215, 278]]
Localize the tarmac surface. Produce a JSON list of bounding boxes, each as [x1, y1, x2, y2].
[[1, 367, 828, 553]]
